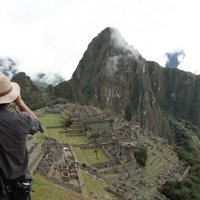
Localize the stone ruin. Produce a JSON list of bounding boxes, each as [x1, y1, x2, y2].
[[43, 104, 67, 114], [37, 137, 83, 193], [29, 104, 189, 200], [63, 104, 187, 200], [27, 135, 44, 174]]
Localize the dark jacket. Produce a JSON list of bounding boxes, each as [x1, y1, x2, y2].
[[0, 106, 40, 181]]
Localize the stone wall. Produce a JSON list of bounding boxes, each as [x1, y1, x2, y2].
[[29, 142, 44, 174], [46, 177, 82, 193], [37, 138, 84, 194]]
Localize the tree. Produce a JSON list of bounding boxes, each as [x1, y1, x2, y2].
[[125, 104, 133, 121], [94, 149, 98, 159], [134, 146, 147, 167]]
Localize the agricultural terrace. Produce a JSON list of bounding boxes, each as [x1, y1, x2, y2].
[[39, 114, 88, 145], [37, 113, 114, 199], [31, 175, 92, 200], [74, 147, 110, 166], [82, 172, 122, 200]]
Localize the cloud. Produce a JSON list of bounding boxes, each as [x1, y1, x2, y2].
[[0, 57, 18, 77], [110, 28, 140, 59], [165, 50, 185, 68], [0, 0, 200, 79], [105, 28, 141, 78], [105, 55, 122, 77], [33, 73, 64, 87]]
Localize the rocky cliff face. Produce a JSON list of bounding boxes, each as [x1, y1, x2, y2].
[[70, 27, 170, 138], [55, 27, 200, 151]]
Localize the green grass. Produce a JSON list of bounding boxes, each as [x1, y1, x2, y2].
[[31, 175, 92, 200], [46, 127, 68, 143], [39, 114, 63, 127], [65, 136, 88, 145], [74, 147, 110, 166], [39, 114, 88, 145], [37, 114, 64, 139], [82, 172, 120, 200], [46, 128, 88, 144], [32, 114, 63, 143], [73, 147, 88, 164]]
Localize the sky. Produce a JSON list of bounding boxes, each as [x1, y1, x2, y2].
[[0, 0, 200, 81]]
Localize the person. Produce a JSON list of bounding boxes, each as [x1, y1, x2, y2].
[[0, 73, 42, 200]]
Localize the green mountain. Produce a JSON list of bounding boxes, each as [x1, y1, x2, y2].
[[11, 72, 46, 109]]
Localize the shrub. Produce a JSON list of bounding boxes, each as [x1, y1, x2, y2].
[[134, 146, 147, 167]]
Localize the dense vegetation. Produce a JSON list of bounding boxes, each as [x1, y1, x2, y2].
[[11, 72, 47, 109], [134, 146, 147, 167], [159, 117, 200, 199], [160, 147, 200, 200]]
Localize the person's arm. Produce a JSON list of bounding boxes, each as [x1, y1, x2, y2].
[[14, 95, 38, 119], [15, 95, 44, 134]]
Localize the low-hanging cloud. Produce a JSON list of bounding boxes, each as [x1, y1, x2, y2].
[[105, 28, 140, 78], [110, 28, 140, 59], [165, 50, 185, 68], [105, 55, 121, 77], [33, 73, 65, 87], [0, 57, 18, 78], [0, 56, 65, 87]]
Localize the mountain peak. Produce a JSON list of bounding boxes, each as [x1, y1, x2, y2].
[[72, 27, 141, 81], [109, 27, 140, 59], [93, 27, 140, 59]]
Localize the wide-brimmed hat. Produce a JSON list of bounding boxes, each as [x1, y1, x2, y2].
[[0, 73, 20, 104]]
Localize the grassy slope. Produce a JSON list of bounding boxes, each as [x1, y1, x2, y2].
[[31, 175, 93, 200], [82, 172, 121, 200], [39, 114, 63, 126], [45, 126, 88, 144], [74, 147, 109, 165]]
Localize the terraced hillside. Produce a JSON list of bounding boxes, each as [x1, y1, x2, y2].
[[31, 175, 93, 200], [31, 104, 188, 200], [36, 106, 121, 200]]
